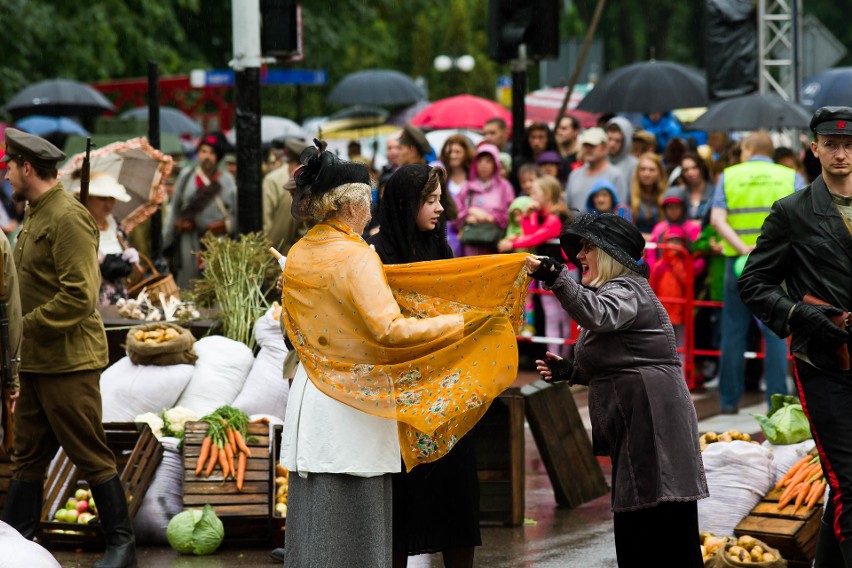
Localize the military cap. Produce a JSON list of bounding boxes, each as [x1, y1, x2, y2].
[[0, 128, 66, 166], [400, 124, 432, 157], [284, 138, 310, 158], [809, 106, 852, 136]]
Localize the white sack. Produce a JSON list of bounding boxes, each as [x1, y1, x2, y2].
[[100, 358, 195, 422], [0, 521, 61, 567], [698, 441, 773, 537], [762, 439, 816, 486], [174, 336, 254, 417], [231, 308, 289, 419], [133, 437, 183, 545]]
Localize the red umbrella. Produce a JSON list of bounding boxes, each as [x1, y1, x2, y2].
[[525, 86, 600, 128], [410, 95, 512, 130]]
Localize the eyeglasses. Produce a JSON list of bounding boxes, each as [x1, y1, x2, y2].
[[819, 140, 852, 155], [580, 241, 597, 254]]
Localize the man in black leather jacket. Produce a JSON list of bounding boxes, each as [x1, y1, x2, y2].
[[739, 106, 852, 567]]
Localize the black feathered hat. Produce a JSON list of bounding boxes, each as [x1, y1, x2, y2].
[[560, 212, 649, 278], [291, 139, 371, 222]]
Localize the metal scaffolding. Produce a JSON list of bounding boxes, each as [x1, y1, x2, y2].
[[758, 0, 802, 101]]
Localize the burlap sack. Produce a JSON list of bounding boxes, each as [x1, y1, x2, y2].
[[711, 537, 787, 567], [126, 323, 198, 366]]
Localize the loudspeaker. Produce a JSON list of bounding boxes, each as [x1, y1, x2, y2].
[[488, 0, 560, 64], [261, 0, 299, 57]]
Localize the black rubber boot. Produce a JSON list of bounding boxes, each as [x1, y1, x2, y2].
[[815, 520, 845, 567], [90, 476, 137, 568], [841, 535, 852, 568], [0, 478, 43, 540]]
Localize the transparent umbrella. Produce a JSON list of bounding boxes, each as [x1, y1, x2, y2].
[[59, 138, 174, 233]]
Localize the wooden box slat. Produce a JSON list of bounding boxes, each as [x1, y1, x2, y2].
[[469, 388, 524, 527], [181, 421, 275, 545], [37, 422, 164, 548], [521, 380, 609, 508], [734, 485, 824, 567]]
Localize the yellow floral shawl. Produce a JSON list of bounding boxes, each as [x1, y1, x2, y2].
[[282, 221, 529, 470]]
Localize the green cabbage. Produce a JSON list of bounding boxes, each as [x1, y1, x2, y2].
[[167, 504, 224, 555], [753, 394, 812, 445]]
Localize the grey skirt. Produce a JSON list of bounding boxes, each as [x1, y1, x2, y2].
[[285, 472, 393, 568]]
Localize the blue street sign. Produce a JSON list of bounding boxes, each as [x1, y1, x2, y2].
[[202, 69, 327, 87]]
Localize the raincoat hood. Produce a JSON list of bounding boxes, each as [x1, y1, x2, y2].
[[586, 178, 620, 212], [469, 143, 503, 180], [605, 116, 634, 164]]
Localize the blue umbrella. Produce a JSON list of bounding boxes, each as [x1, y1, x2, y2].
[[119, 106, 202, 137], [801, 67, 852, 110], [15, 115, 89, 137]]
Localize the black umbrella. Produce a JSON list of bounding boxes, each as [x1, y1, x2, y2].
[[577, 61, 708, 113], [328, 69, 426, 107], [800, 67, 852, 110], [3, 79, 114, 119], [687, 93, 812, 131], [119, 106, 202, 137]]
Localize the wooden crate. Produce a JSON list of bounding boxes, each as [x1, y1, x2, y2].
[[182, 421, 275, 544], [468, 388, 525, 527], [734, 486, 825, 568], [38, 422, 163, 548], [0, 447, 12, 511], [521, 380, 609, 508]]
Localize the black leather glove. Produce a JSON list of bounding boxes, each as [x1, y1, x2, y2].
[[528, 256, 562, 286], [101, 254, 133, 280], [542, 357, 574, 384], [790, 302, 849, 345]]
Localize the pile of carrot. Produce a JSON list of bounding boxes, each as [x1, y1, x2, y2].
[[775, 452, 826, 514], [194, 406, 253, 491]]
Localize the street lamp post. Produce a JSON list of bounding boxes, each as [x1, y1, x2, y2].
[[434, 55, 476, 94]]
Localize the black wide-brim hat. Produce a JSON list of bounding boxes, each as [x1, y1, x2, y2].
[[560, 212, 650, 278]]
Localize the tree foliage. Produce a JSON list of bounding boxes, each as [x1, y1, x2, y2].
[[1, 1, 848, 125]]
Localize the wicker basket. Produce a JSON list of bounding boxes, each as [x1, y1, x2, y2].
[[126, 253, 179, 305]]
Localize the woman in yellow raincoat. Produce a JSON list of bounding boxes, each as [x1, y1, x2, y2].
[[279, 141, 527, 568]]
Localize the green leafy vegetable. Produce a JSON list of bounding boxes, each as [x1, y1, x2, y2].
[[753, 394, 812, 445], [167, 504, 224, 555]]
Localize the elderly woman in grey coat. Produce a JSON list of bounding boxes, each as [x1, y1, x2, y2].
[[526, 212, 707, 568]]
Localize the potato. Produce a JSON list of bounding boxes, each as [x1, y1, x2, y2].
[[728, 545, 745, 556], [740, 432, 751, 442], [738, 535, 756, 550], [276, 464, 288, 477], [718, 433, 733, 443], [704, 536, 726, 554], [727, 429, 741, 439], [134, 331, 145, 341], [144, 338, 158, 345], [762, 553, 776, 562], [750, 547, 764, 561], [704, 432, 718, 443]]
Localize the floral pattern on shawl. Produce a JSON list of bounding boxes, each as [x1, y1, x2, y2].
[[282, 221, 530, 470]]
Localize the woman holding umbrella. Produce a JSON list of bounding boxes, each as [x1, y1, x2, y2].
[[71, 174, 141, 305], [526, 213, 707, 568]]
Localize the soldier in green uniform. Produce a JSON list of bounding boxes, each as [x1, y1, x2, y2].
[[0, 229, 22, 453], [1, 129, 136, 568]]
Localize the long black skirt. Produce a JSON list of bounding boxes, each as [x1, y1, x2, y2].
[[393, 433, 482, 555], [613, 500, 703, 568]]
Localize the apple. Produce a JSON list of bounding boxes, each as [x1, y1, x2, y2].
[[77, 512, 93, 524], [64, 509, 78, 522], [76, 500, 89, 514], [89, 498, 97, 513], [54, 509, 67, 522], [65, 498, 78, 510], [75, 488, 89, 502]]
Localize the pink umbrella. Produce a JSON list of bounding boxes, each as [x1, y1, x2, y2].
[[410, 95, 512, 131]]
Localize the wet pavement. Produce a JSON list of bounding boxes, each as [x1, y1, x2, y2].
[[49, 373, 769, 568]]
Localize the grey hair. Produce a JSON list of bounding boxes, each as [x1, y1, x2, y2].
[[308, 182, 372, 224]]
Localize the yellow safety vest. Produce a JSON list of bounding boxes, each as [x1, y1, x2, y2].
[[722, 160, 795, 256]]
